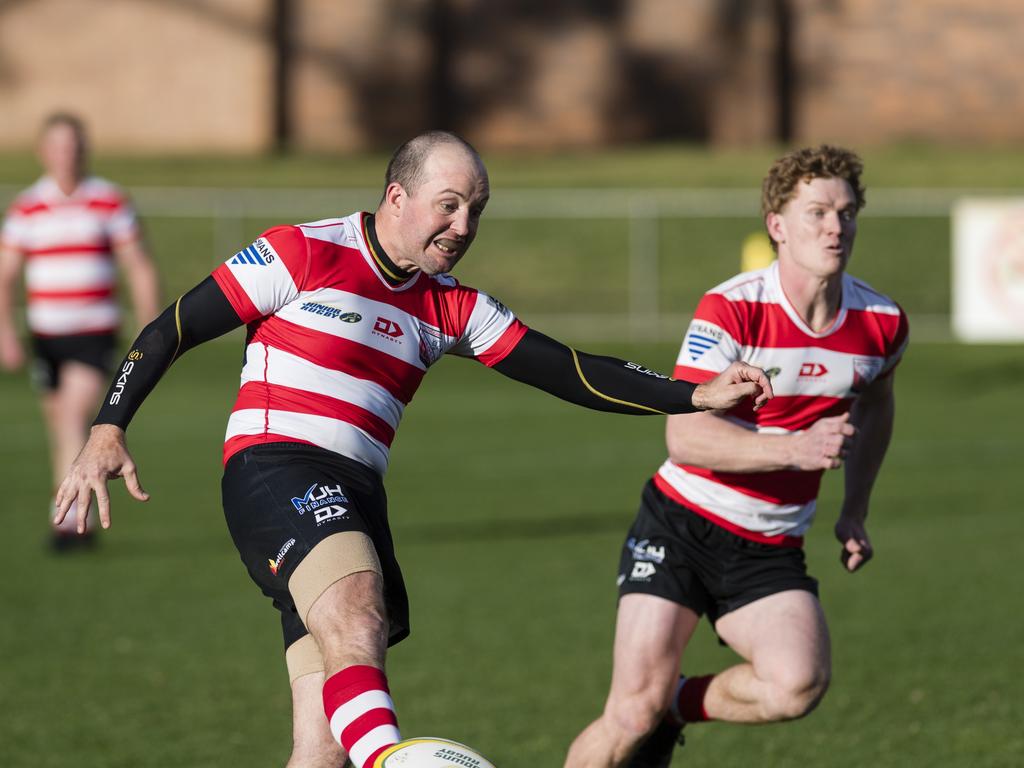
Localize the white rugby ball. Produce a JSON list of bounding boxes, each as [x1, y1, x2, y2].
[[373, 737, 496, 767]]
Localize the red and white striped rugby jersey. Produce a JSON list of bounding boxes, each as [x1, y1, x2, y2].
[[1, 176, 140, 336], [655, 261, 909, 546], [211, 212, 528, 474]]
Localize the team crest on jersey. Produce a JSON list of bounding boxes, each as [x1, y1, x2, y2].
[[418, 323, 446, 367], [229, 237, 276, 266], [851, 357, 883, 393], [685, 321, 723, 361]]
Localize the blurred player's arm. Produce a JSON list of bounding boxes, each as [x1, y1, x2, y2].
[[0, 244, 26, 370], [54, 277, 242, 532], [113, 237, 161, 328], [492, 329, 772, 414], [835, 372, 895, 573], [666, 409, 857, 473]]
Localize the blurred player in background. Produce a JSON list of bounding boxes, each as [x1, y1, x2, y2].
[[0, 112, 160, 549], [54, 131, 772, 768], [565, 145, 909, 768]]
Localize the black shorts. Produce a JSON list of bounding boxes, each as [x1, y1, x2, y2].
[[221, 443, 410, 650], [618, 480, 818, 626], [30, 332, 117, 391]]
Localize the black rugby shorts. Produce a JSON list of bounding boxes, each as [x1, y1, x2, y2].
[[30, 332, 117, 391], [617, 479, 818, 625], [222, 442, 410, 650]]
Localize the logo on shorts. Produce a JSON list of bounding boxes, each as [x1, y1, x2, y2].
[[291, 483, 349, 525], [629, 562, 657, 581], [269, 537, 296, 575], [627, 537, 666, 564]]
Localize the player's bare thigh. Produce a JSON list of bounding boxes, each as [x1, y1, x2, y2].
[[607, 594, 700, 723], [714, 589, 831, 718]]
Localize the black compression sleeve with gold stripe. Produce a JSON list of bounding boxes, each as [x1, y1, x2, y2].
[[491, 329, 699, 415], [93, 276, 242, 430]]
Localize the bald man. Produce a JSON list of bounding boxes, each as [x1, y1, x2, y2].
[[56, 131, 772, 768]]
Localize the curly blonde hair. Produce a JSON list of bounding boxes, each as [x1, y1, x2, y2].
[[761, 145, 866, 219]]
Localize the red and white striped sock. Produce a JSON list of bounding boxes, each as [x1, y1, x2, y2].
[[322, 665, 400, 768]]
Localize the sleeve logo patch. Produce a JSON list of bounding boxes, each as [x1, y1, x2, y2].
[[229, 238, 276, 266], [685, 321, 723, 361]]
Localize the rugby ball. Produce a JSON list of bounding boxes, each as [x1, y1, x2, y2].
[[373, 737, 496, 767]]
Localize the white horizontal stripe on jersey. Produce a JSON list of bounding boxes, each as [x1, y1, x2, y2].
[[26, 258, 116, 290], [241, 342, 405, 430], [275, 288, 457, 371], [740, 345, 882, 398], [27, 301, 118, 334], [657, 460, 816, 537], [225, 409, 390, 475], [14, 214, 112, 249], [449, 291, 516, 358], [327, 689, 396, 744]]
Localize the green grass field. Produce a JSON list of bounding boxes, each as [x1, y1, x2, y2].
[[1, 145, 1022, 766], [1, 339, 1022, 767]]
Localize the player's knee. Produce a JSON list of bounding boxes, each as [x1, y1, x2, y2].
[[604, 690, 667, 749], [763, 666, 831, 721]]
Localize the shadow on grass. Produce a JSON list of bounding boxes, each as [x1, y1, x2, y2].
[[394, 509, 630, 545]]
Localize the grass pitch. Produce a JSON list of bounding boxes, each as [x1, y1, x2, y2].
[[1, 338, 1021, 767]]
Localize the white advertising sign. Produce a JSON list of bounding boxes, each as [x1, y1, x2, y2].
[[952, 199, 1024, 342]]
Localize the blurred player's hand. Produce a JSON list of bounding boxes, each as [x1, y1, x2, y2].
[[835, 516, 873, 572], [0, 328, 24, 370], [54, 424, 150, 534], [790, 412, 857, 470], [691, 361, 773, 411]]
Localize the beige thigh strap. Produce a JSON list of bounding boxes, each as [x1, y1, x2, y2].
[[289, 530, 381, 628], [285, 634, 323, 683]]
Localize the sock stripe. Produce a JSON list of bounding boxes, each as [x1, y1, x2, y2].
[[328, 690, 396, 744], [342, 707, 400, 750], [348, 723, 403, 768], [323, 665, 391, 714]]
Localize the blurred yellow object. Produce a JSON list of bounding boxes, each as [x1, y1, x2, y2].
[[741, 231, 774, 272]]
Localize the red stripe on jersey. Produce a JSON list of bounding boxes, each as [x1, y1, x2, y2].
[[12, 201, 51, 216], [25, 243, 110, 258], [212, 265, 262, 323], [262, 225, 311, 288], [673, 463, 823, 505], [232, 381, 396, 447], [222, 433, 317, 465], [27, 287, 115, 301], [477, 319, 529, 366], [738, 394, 850, 432], [654, 474, 804, 547], [697, 294, 902, 354], [85, 198, 124, 212], [253, 316, 425, 404]]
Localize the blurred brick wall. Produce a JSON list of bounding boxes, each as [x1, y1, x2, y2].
[[791, 0, 1024, 144], [0, 0, 271, 152], [0, 0, 1022, 152]]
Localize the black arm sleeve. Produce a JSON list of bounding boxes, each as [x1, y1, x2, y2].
[[491, 329, 699, 415], [93, 276, 244, 429]]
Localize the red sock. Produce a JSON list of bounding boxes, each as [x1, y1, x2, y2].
[[671, 674, 715, 724], [323, 665, 400, 768]]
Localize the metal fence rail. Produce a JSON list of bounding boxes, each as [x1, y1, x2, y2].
[[4, 185, 1020, 342]]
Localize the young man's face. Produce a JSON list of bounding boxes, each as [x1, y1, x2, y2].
[[38, 123, 86, 184], [767, 176, 858, 278], [387, 145, 490, 275]]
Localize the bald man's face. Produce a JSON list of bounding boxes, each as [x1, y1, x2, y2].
[[383, 146, 490, 275]]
